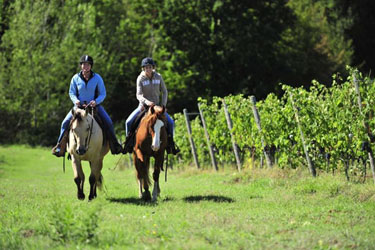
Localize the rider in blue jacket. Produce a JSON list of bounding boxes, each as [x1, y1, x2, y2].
[[52, 55, 123, 156]]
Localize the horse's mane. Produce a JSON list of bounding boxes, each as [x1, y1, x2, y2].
[[144, 106, 166, 132], [144, 113, 158, 130], [69, 108, 92, 130], [74, 111, 83, 122]]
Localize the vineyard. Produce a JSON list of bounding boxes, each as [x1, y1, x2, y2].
[[172, 66, 375, 182]]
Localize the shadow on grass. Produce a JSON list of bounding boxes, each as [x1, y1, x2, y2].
[[0, 155, 7, 176], [107, 196, 175, 206], [0, 167, 5, 177], [0, 155, 6, 164], [183, 195, 234, 203]]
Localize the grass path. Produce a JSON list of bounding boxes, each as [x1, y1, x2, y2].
[[1, 145, 375, 249]]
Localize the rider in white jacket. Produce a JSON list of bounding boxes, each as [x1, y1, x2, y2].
[[124, 57, 179, 155]]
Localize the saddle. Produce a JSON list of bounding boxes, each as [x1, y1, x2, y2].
[[92, 111, 108, 146], [123, 106, 149, 153]]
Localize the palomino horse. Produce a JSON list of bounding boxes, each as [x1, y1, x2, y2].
[[67, 107, 109, 200], [133, 105, 168, 202]]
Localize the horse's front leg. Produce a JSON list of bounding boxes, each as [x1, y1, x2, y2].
[[142, 157, 151, 202], [138, 179, 143, 198], [152, 155, 163, 202], [71, 156, 85, 200], [134, 153, 144, 199], [89, 160, 103, 201]]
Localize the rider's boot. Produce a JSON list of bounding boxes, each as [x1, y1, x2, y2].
[[52, 131, 68, 157], [123, 133, 135, 154], [108, 131, 123, 155], [167, 135, 180, 155]]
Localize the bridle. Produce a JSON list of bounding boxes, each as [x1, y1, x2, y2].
[[71, 106, 94, 152], [85, 108, 94, 151]]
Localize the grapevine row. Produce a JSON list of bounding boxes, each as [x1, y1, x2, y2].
[[172, 67, 375, 181]]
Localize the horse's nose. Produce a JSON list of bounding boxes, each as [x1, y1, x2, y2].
[[151, 145, 159, 151], [76, 146, 86, 155]]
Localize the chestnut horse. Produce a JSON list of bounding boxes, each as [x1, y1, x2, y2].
[[67, 107, 109, 200], [133, 105, 168, 202]]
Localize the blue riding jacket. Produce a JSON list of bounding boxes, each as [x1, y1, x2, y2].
[[69, 72, 106, 105], [57, 71, 115, 143]]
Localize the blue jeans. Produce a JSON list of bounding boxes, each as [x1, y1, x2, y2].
[[125, 106, 174, 137], [57, 105, 116, 143]]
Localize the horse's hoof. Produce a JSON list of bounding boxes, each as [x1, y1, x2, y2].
[[88, 195, 96, 201], [78, 193, 85, 200], [142, 191, 151, 202]]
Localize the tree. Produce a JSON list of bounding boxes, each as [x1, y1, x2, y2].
[[0, 0, 104, 144], [153, 0, 353, 111], [340, 0, 375, 73], [0, 0, 362, 146], [287, 0, 353, 85]]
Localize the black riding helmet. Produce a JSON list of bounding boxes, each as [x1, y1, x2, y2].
[[141, 57, 155, 67], [79, 55, 94, 66]]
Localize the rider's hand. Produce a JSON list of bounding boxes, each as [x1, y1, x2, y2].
[[89, 100, 96, 107], [146, 101, 155, 107], [75, 100, 81, 107]]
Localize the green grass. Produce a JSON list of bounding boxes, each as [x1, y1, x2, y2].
[[1, 145, 375, 249]]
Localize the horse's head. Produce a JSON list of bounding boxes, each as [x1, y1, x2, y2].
[[70, 107, 93, 155], [145, 105, 167, 152]]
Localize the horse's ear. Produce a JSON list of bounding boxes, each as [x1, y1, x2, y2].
[[150, 105, 155, 114], [162, 105, 166, 113], [85, 107, 89, 116]]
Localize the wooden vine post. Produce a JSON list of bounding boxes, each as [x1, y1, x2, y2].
[[352, 73, 375, 183], [289, 92, 316, 177], [222, 99, 241, 172], [198, 103, 218, 171], [183, 109, 200, 169], [250, 96, 272, 168]]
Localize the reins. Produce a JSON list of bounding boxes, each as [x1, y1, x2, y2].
[[63, 154, 66, 173], [84, 107, 95, 151], [63, 106, 95, 173], [71, 106, 95, 152], [165, 152, 168, 182], [62, 106, 95, 173]]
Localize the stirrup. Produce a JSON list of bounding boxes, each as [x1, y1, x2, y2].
[[167, 144, 180, 155], [123, 143, 133, 154], [172, 145, 180, 155], [123, 134, 134, 154], [52, 145, 64, 157]]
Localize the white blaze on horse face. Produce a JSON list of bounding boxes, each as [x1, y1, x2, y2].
[[151, 119, 164, 151]]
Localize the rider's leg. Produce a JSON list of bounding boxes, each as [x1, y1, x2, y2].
[[165, 113, 180, 155], [125, 107, 142, 137], [97, 105, 122, 154], [52, 111, 72, 157], [124, 107, 142, 153]]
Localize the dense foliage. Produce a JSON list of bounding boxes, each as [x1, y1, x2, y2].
[[173, 67, 375, 181], [1, 0, 373, 145]]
